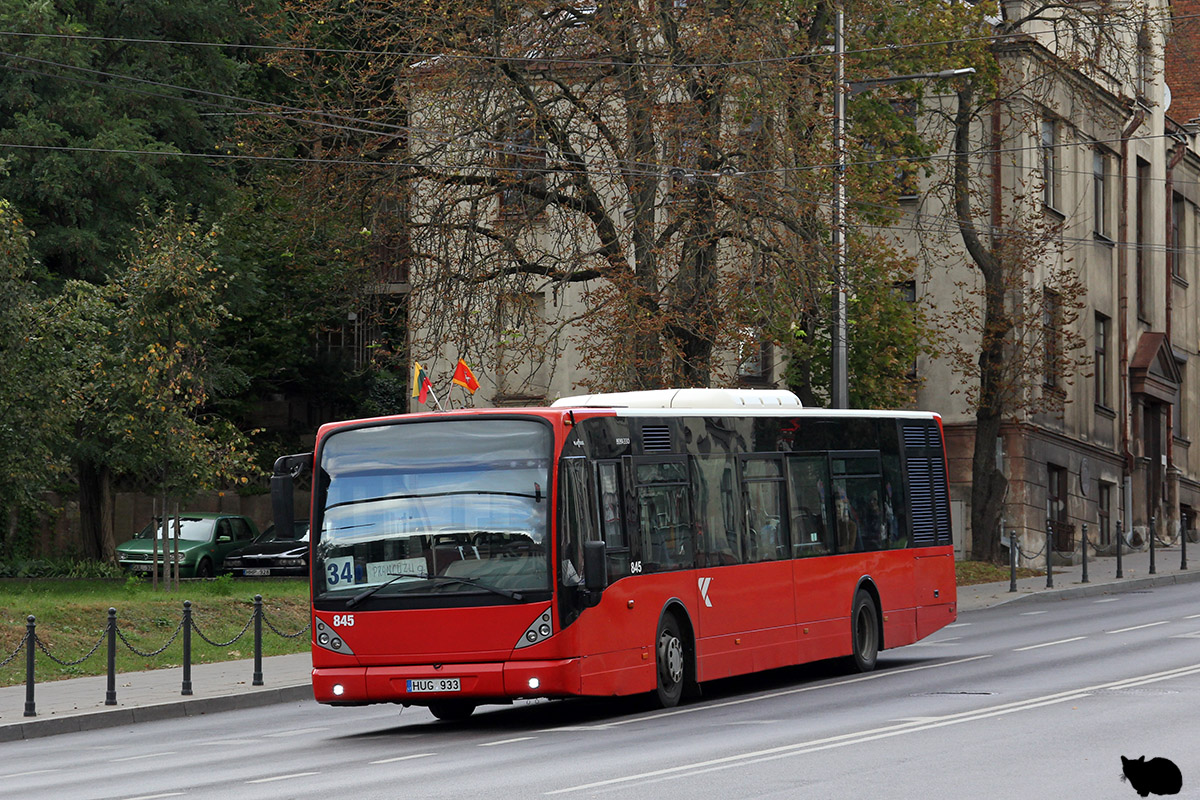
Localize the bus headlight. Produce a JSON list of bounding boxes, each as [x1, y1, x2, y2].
[[514, 608, 553, 649]]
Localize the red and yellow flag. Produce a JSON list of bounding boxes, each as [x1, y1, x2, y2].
[[411, 362, 432, 404], [452, 359, 480, 394]]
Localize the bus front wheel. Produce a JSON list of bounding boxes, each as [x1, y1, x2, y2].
[[429, 700, 476, 721], [849, 590, 880, 673], [655, 615, 686, 708]]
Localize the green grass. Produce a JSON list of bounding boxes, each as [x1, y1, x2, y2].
[[955, 560, 1044, 585], [0, 577, 309, 688]]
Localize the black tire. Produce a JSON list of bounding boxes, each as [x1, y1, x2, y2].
[[196, 558, 214, 579], [654, 614, 687, 708], [849, 589, 880, 673], [428, 700, 476, 722]]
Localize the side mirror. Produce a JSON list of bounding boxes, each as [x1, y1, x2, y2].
[[583, 540, 607, 593], [272, 453, 311, 545]]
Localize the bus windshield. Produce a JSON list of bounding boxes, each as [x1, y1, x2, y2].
[[313, 418, 552, 603]]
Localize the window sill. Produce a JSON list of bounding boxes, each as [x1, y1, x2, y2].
[[1093, 232, 1115, 247], [1043, 204, 1066, 220], [1173, 274, 1189, 289], [1095, 403, 1116, 418]]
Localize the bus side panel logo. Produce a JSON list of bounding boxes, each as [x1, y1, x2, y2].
[[698, 576, 713, 607]]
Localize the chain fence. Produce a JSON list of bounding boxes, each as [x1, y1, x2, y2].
[[11, 594, 311, 719]]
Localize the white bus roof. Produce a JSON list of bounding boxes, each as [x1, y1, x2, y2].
[[552, 388, 802, 410]]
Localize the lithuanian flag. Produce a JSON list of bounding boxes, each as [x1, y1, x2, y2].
[[411, 362, 432, 404]]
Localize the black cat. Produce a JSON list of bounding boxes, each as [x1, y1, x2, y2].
[[1121, 755, 1183, 797]]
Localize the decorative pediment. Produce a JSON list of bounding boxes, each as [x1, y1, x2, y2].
[[1129, 332, 1181, 404]]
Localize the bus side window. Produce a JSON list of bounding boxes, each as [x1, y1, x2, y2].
[[692, 455, 742, 566], [787, 455, 833, 557], [742, 457, 786, 563], [635, 460, 692, 573], [558, 457, 594, 586], [596, 461, 632, 581]]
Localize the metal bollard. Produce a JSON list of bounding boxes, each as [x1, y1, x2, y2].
[[106, 608, 117, 706], [181, 600, 193, 696], [253, 595, 264, 687], [24, 615, 35, 717], [1045, 519, 1054, 589], [1081, 523, 1089, 584], [1009, 529, 1018, 593], [1150, 515, 1157, 575], [1116, 517, 1124, 579], [1183, 522, 1188, 572]]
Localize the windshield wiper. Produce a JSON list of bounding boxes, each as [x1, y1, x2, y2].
[[345, 573, 523, 607]]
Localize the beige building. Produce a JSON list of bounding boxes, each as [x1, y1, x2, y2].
[[401, 4, 1200, 558]]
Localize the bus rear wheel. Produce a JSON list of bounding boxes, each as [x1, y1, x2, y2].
[[849, 590, 879, 673], [428, 700, 476, 721], [654, 615, 686, 708]]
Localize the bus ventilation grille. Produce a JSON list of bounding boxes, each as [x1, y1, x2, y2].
[[903, 423, 950, 548], [641, 425, 673, 453]]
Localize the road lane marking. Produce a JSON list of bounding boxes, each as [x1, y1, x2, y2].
[[546, 662, 1200, 795], [112, 752, 177, 762], [121, 794, 186, 800], [371, 753, 435, 764], [479, 736, 537, 746], [945, 623, 972, 628], [246, 772, 320, 784], [910, 636, 960, 647], [1094, 598, 1120, 603], [568, 655, 992, 730], [264, 727, 329, 737], [1106, 621, 1170, 634], [1019, 611, 1048, 616], [1169, 631, 1200, 639], [1014, 636, 1087, 651], [0, 770, 60, 779], [1185, 613, 1200, 619]]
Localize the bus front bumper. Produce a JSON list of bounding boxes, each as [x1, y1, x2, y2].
[[313, 658, 582, 705]]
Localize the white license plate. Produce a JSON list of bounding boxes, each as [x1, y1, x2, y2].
[[244, 568, 270, 576], [407, 678, 460, 693], [130, 564, 152, 572]]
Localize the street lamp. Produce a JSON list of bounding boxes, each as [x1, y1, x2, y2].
[[829, 10, 975, 408]]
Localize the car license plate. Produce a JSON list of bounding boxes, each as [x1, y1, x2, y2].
[[130, 564, 152, 572], [244, 568, 270, 576], [407, 678, 460, 693]]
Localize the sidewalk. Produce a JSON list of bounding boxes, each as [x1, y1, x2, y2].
[[956, 541, 1200, 611], [0, 651, 313, 742], [3, 544, 1199, 742]]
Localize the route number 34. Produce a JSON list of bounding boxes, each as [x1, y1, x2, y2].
[[332, 614, 355, 627]]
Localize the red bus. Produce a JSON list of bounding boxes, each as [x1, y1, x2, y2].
[[271, 388, 956, 721]]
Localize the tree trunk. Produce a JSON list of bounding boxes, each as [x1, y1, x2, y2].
[[77, 457, 115, 561]]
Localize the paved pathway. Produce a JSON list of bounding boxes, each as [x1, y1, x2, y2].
[[3, 543, 1197, 741]]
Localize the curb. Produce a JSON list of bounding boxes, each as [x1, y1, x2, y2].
[[0, 683, 313, 743]]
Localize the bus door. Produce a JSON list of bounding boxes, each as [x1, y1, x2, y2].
[[694, 455, 795, 678]]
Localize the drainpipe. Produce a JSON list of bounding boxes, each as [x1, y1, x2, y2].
[[1118, 106, 1146, 541], [1164, 136, 1186, 539]]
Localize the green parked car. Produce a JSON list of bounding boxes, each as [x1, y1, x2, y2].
[[115, 513, 260, 578]]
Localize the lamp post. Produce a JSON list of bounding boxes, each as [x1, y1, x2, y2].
[[829, 34, 976, 408]]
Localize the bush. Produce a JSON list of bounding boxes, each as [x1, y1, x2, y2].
[[0, 558, 124, 579]]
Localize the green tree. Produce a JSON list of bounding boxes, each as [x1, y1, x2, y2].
[[0, 0, 255, 282], [71, 211, 257, 559]]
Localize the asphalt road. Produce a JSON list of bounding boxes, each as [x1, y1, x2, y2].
[[4, 582, 1199, 800]]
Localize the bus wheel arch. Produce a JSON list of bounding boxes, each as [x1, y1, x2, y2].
[[849, 580, 882, 673], [654, 602, 696, 708]]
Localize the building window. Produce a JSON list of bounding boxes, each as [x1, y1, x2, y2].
[[1093, 149, 1110, 239], [1047, 463, 1071, 550], [1172, 192, 1187, 280], [1098, 481, 1113, 546], [1137, 158, 1150, 319], [1095, 312, 1110, 407], [1041, 118, 1061, 211], [498, 116, 547, 221], [736, 327, 771, 385], [1043, 290, 1062, 388]]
